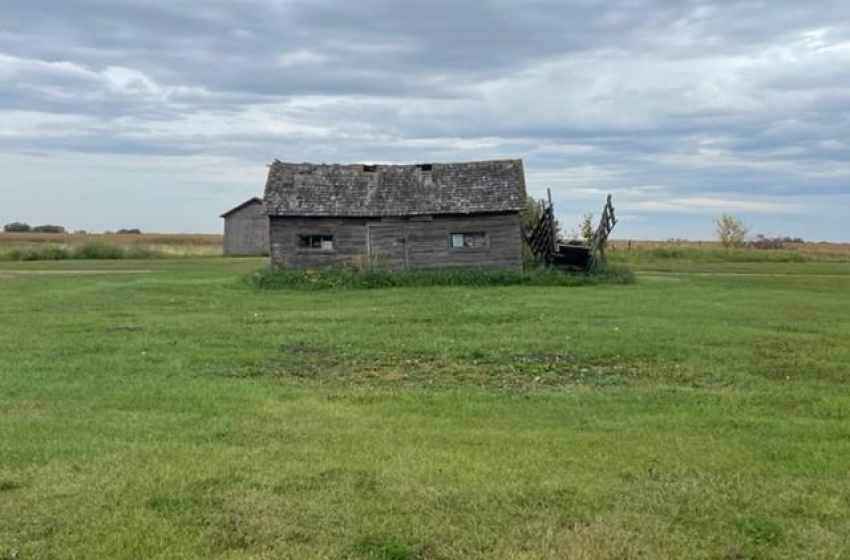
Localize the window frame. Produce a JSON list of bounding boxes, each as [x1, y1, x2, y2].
[[449, 231, 488, 250], [296, 234, 335, 251]]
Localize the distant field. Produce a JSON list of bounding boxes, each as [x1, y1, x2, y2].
[[609, 239, 850, 263], [1, 257, 849, 559], [0, 232, 223, 257]]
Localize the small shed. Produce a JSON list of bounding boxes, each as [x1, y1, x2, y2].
[[263, 159, 527, 270], [220, 197, 270, 255]]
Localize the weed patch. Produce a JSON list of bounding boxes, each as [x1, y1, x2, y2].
[[352, 536, 423, 560], [723, 515, 785, 559], [0, 479, 21, 492], [214, 346, 702, 389], [730, 515, 784, 547], [209, 514, 253, 552]]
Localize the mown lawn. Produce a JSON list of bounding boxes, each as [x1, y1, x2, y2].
[[1, 258, 848, 559]]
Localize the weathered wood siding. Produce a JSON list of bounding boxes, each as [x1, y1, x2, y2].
[[405, 213, 522, 270], [270, 217, 369, 269], [269, 212, 522, 270], [223, 202, 269, 255]]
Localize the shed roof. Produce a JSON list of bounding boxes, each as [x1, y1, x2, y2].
[[263, 159, 526, 217], [220, 197, 263, 218]]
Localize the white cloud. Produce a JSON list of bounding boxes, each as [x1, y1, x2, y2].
[[632, 197, 795, 214], [276, 49, 331, 67]]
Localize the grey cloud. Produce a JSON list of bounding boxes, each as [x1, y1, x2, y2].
[[2, 0, 849, 239], [9, 0, 843, 97]]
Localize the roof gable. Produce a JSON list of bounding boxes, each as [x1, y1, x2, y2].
[[220, 197, 264, 218], [263, 159, 526, 217]]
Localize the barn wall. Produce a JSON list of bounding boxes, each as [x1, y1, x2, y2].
[[269, 212, 522, 270], [407, 213, 522, 270], [270, 217, 369, 269], [223, 203, 270, 255]]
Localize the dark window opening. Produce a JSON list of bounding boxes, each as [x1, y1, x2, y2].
[[298, 234, 334, 250], [450, 232, 487, 248], [417, 163, 433, 171], [363, 164, 377, 172]]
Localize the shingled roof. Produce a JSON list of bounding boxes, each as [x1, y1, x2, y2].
[[263, 159, 526, 217]]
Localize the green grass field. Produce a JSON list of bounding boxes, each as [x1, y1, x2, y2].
[[1, 257, 848, 559]]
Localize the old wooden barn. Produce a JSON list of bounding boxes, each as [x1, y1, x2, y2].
[[220, 197, 270, 255], [263, 159, 527, 270]]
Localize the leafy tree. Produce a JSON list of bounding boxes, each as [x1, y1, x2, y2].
[[520, 196, 561, 238], [3, 222, 31, 232], [580, 213, 594, 244], [715, 214, 748, 248]]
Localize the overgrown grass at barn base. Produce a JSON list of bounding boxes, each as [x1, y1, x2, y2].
[[243, 264, 635, 290]]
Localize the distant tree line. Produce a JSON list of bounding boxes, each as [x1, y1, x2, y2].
[[3, 223, 143, 234], [3, 222, 66, 233]]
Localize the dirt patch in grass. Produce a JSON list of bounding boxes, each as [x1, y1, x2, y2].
[[207, 345, 719, 390], [746, 336, 845, 383]]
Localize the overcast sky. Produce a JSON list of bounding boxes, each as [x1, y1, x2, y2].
[[1, 0, 848, 240]]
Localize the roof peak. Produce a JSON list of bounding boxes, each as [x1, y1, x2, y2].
[[270, 158, 522, 168]]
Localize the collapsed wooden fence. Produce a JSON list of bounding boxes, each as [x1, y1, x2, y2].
[[525, 192, 617, 270]]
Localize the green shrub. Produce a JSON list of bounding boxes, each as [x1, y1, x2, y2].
[[37, 245, 69, 260], [0, 242, 173, 261], [72, 242, 126, 260], [124, 245, 160, 259], [7, 249, 37, 261], [5, 245, 69, 261], [244, 264, 635, 291]]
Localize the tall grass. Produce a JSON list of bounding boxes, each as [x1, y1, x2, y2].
[[0, 232, 223, 259], [1, 242, 164, 261], [610, 246, 807, 264], [609, 240, 850, 262], [0, 231, 221, 246], [244, 264, 636, 290]]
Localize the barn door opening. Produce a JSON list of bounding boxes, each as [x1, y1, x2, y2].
[[367, 224, 408, 270]]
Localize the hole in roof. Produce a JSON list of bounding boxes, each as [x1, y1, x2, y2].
[[363, 165, 377, 172]]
